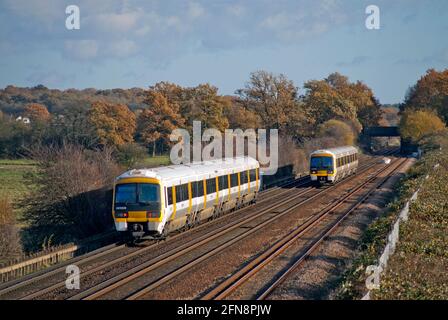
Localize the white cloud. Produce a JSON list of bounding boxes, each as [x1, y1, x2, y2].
[[107, 39, 138, 57], [187, 2, 205, 19], [64, 40, 99, 60], [91, 10, 143, 33]]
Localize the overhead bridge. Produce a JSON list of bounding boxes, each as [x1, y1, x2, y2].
[[361, 126, 417, 154], [362, 126, 400, 137]]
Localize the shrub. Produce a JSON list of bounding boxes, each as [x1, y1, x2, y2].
[[20, 144, 122, 252], [115, 143, 147, 168], [0, 195, 21, 263]]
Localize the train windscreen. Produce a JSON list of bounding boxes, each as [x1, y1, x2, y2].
[[310, 156, 333, 171], [115, 183, 161, 211]]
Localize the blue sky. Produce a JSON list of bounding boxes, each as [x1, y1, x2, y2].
[[0, 0, 447, 104]]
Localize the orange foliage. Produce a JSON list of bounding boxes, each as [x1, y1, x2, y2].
[[89, 101, 136, 147]]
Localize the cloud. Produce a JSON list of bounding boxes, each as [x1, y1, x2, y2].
[[107, 39, 138, 58], [337, 56, 372, 67], [64, 40, 99, 60], [187, 2, 205, 19], [26, 70, 75, 87]]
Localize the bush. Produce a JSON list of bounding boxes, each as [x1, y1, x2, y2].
[[115, 143, 147, 168], [20, 144, 122, 252], [0, 195, 22, 263], [400, 110, 446, 144]]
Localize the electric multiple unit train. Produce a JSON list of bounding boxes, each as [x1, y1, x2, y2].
[[113, 156, 260, 239], [309, 146, 358, 184]]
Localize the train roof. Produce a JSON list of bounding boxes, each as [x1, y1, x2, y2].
[[116, 156, 259, 186], [310, 146, 358, 157]]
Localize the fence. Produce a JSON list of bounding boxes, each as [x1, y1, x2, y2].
[[0, 230, 117, 283]]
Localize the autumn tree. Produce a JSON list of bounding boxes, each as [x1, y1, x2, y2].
[[318, 119, 356, 146], [402, 68, 448, 124], [399, 109, 446, 143], [137, 91, 185, 156], [236, 71, 310, 140], [89, 101, 136, 147], [24, 103, 51, 122], [224, 96, 262, 129], [302, 79, 357, 128]]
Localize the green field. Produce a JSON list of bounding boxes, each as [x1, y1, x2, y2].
[[0, 159, 36, 218], [138, 155, 171, 167]]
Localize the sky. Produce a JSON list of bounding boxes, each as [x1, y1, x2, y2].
[[0, 0, 447, 104]]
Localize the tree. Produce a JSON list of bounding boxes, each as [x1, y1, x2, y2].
[[302, 73, 382, 133], [399, 110, 446, 143], [302, 79, 357, 127], [318, 119, 356, 146], [137, 91, 185, 156], [21, 144, 121, 251], [89, 101, 136, 147], [236, 71, 310, 140], [402, 68, 448, 124], [24, 103, 51, 122]]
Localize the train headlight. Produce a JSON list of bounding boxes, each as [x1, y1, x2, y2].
[[115, 212, 128, 218], [327, 170, 333, 174], [147, 211, 157, 218], [311, 170, 317, 174]]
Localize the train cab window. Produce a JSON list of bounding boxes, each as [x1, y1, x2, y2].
[[230, 173, 239, 187], [206, 178, 216, 193], [249, 169, 256, 183], [311, 156, 333, 171]]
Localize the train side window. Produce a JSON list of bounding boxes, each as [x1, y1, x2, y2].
[[167, 186, 173, 205], [230, 173, 238, 187], [240, 170, 248, 184], [249, 169, 256, 182], [197, 180, 204, 197], [175, 184, 188, 202], [192, 181, 198, 198], [206, 178, 216, 193], [219, 175, 228, 190]]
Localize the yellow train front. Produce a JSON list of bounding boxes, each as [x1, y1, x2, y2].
[[310, 146, 358, 184]]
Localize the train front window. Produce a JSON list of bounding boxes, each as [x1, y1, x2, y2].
[[115, 184, 137, 204], [115, 183, 160, 209], [139, 184, 160, 204], [310, 157, 333, 170]]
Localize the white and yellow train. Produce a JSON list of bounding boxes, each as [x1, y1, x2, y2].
[[310, 146, 358, 184], [113, 156, 260, 239]]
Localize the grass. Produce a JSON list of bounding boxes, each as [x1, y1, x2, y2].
[[336, 136, 448, 300], [138, 155, 171, 167], [0, 159, 37, 219], [372, 149, 448, 299]]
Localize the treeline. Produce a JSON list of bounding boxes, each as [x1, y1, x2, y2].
[[0, 71, 383, 161], [399, 68, 448, 145]]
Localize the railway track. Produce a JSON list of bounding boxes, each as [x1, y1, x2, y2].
[[0, 171, 309, 299], [201, 157, 408, 300], [70, 155, 393, 300], [0, 151, 395, 300]]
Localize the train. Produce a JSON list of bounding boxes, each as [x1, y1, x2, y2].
[[309, 146, 358, 184], [113, 156, 260, 239]]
